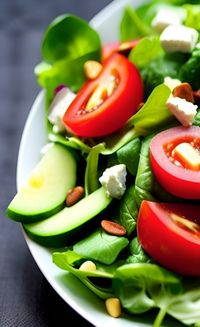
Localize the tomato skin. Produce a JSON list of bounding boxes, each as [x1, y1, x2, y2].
[[63, 53, 143, 137], [137, 200, 200, 276], [150, 126, 200, 199], [102, 39, 140, 61]]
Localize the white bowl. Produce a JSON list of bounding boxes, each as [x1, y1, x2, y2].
[[16, 1, 171, 326]]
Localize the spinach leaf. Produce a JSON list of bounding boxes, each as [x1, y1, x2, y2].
[[127, 84, 173, 136], [117, 138, 141, 176], [129, 36, 163, 69], [35, 15, 101, 122], [179, 45, 200, 90], [35, 51, 100, 97], [184, 4, 200, 30], [193, 109, 200, 127], [42, 15, 101, 63], [113, 263, 182, 317], [126, 237, 151, 264], [168, 282, 200, 326], [53, 250, 115, 299], [48, 128, 91, 153], [49, 125, 141, 159], [114, 185, 138, 235], [140, 54, 186, 97], [100, 127, 139, 155], [73, 229, 129, 265], [120, 6, 150, 42], [84, 143, 105, 196], [134, 135, 155, 207]]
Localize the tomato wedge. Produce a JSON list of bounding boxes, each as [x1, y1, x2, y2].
[[150, 126, 200, 199], [63, 53, 143, 137], [102, 39, 140, 61], [137, 200, 200, 276]]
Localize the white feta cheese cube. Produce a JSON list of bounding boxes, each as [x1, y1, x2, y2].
[[166, 96, 198, 126], [151, 9, 183, 33], [48, 87, 76, 132], [160, 25, 199, 53], [99, 164, 127, 199], [164, 76, 181, 91]]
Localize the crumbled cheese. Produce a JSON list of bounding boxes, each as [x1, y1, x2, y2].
[[164, 77, 181, 91], [166, 96, 198, 126], [151, 8, 183, 33], [99, 164, 127, 199], [48, 87, 76, 132], [160, 25, 198, 53]]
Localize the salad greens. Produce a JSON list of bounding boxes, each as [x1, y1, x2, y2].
[[129, 36, 163, 69], [127, 84, 173, 134], [42, 2, 200, 325], [116, 137, 141, 176], [35, 15, 101, 106], [11, 0, 200, 326], [120, 6, 150, 42], [114, 185, 138, 235], [179, 45, 200, 90], [73, 229, 129, 265], [126, 237, 151, 264]]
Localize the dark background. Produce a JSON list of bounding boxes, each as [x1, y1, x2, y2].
[[0, 1, 113, 326]]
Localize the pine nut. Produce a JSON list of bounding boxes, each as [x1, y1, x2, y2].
[[79, 261, 96, 272], [83, 60, 103, 80], [105, 298, 122, 318]]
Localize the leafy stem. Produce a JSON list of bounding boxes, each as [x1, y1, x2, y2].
[[153, 306, 168, 327]]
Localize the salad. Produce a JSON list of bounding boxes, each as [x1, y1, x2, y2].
[[6, 0, 200, 326]]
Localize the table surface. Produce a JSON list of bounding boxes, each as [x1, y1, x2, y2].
[[0, 1, 113, 326]]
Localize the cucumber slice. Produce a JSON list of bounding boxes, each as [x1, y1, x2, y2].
[[7, 144, 76, 223], [24, 187, 111, 247]]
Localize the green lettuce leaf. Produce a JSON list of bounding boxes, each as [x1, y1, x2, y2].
[[140, 53, 186, 97], [127, 84, 172, 136], [35, 51, 100, 96], [84, 143, 105, 196], [179, 45, 200, 90], [126, 237, 151, 264], [120, 6, 150, 42], [193, 109, 200, 127], [73, 228, 129, 265], [184, 4, 200, 30], [114, 185, 138, 235], [168, 283, 200, 326], [113, 263, 182, 316], [117, 137, 141, 176], [42, 14, 101, 63], [53, 250, 116, 299], [129, 36, 163, 68], [134, 135, 155, 207]]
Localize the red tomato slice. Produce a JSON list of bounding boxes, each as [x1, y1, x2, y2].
[[102, 39, 140, 61], [63, 53, 143, 137], [137, 200, 200, 276], [150, 126, 200, 199]]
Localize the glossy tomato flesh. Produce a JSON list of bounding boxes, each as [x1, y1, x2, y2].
[[63, 53, 143, 137], [137, 200, 200, 276], [150, 126, 200, 199]]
